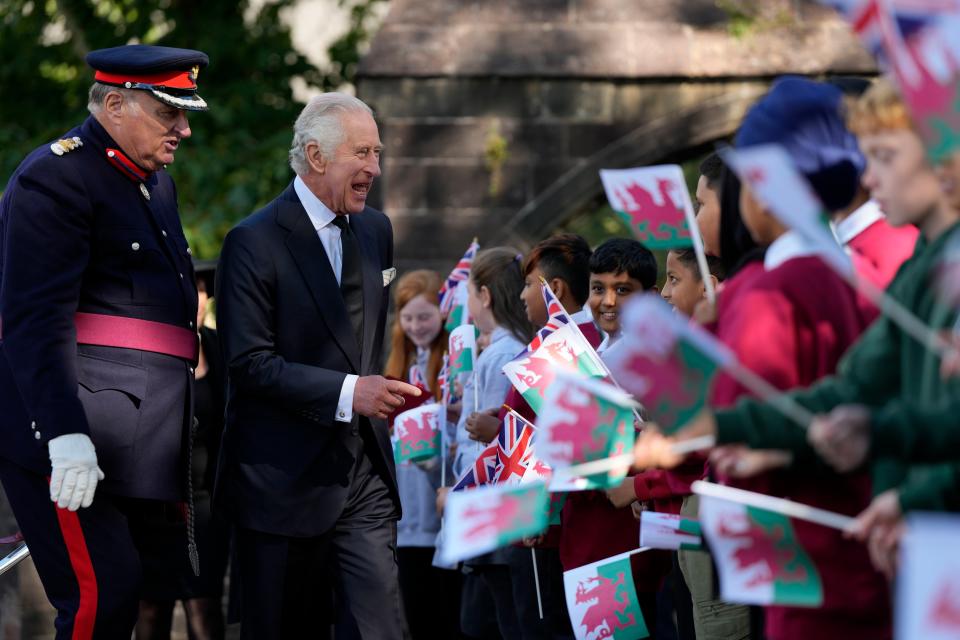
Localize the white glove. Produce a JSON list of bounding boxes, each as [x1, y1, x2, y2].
[[48, 434, 105, 511]]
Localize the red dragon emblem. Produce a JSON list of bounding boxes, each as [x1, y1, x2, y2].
[[624, 350, 706, 429], [517, 355, 556, 400], [397, 411, 437, 455], [461, 495, 528, 542], [543, 339, 578, 369], [450, 334, 469, 371], [615, 178, 689, 243], [575, 572, 636, 639], [547, 391, 620, 464], [717, 515, 809, 588], [929, 578, 960, 630]]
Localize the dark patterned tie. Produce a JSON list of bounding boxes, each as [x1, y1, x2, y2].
[[332, 216, 364, 348]]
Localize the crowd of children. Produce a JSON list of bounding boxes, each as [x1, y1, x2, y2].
[[384, 74, 960, 640]]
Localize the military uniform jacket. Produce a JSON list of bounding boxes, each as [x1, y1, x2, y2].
[[0, 115, 198, 501]]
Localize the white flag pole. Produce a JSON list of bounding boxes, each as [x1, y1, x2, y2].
[[674, 168, 717, 305], [692, 480, 855, 531], [531, 548, 544, 620], [550, 435, 718, 483]]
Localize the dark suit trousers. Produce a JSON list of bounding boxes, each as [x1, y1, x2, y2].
[[237, 438, 405, 640]]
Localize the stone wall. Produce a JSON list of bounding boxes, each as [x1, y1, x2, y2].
[[356, 0, 876, 274]]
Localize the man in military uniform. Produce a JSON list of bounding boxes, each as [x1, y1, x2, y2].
[[0, 44, 207, 639]]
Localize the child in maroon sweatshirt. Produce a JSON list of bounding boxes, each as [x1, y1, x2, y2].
[[681, 78, 892, 640]]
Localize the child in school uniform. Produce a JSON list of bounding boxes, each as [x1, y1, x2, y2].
[[646, 77, 893, 640], [552, 238, 672, 632], [441, 247, 543, 640], [384, 270, 462, 640]]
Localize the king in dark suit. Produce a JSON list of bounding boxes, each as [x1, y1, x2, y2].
[[215, 93, 420, 639]]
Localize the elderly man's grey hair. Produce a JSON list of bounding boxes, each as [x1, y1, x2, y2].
[[87, 82, 141, 115], [289, 93, 373, 177]]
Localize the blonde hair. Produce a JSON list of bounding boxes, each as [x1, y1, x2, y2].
[[846, 77, 913, 137]]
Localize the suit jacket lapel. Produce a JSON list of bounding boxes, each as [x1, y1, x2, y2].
[[279, 194, 361, 372], [353, 214, 384, 375]]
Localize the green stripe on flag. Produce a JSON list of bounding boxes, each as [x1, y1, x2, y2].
[[745, 506, 823, 607]]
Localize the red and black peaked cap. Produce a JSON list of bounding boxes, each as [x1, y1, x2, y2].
[[86, 44, 210, 112]]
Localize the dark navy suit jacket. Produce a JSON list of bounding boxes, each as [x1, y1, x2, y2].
[[0, 116, 197, 500], [214, 183, 398, 537]]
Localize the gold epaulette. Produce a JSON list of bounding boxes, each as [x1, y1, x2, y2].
[[50, 137, 83, 156]]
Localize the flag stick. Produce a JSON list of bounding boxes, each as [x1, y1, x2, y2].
[[538, 278, 645, 424], [854, 276, 951, 356], [674, 170, 717, 305], [692, 480, 855, 531], [670, 434, 717, 456], [531, 548, 544, 620], [551, 435, 717, 482], [722, 360, 815, 430], [550, 453, 634, 481], [0, 543, 29, 578], [473, 369, 481, 451]]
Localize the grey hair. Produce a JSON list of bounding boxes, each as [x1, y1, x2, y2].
[[87, 82, 138, 114], [289, 93, 373, 176]]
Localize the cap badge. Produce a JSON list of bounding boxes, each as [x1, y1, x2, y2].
[[190, 65, 200, 82], [50, 137, 83, 157]]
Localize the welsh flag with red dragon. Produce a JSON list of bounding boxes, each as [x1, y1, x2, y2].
[[440, 481, 550, 563], [502, 282, 607, 414], [607, 294, 733, 434], [699, 494, 823, 607], [599, 164, 696, 249], [564, 550, 650, 640], [535, 372, 637, 490]]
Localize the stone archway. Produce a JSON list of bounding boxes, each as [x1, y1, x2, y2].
[[493, 86, 768, 247]]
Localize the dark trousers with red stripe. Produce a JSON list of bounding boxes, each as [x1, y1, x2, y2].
[[0, 458, 143, 639]]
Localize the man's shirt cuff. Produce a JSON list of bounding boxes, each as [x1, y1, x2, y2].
[[336, 374, 358, 422]]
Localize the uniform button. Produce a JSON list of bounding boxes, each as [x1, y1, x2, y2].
[[30, 421, 36, 430], [179, 272, 184, 279], [186, 247, 192, 255], [189, 367, 195, 375], [161, 230, 168, 237], [34, 432, 41, 440], [189, 321, 195, 329], [131, 242, 140, 251]]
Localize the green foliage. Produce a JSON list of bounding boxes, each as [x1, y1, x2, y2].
[[0, 0, 384, 258]]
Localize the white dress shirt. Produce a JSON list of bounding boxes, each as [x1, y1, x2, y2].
[[294, 176, 358, 424]]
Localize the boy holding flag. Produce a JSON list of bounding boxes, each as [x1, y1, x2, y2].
[[647, 78, 893, 640]]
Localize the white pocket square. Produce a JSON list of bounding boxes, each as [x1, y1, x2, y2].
[[382, 267, 397, 287]]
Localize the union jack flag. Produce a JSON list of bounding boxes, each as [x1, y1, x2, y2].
[[522, 282, 573, 357], [451, 441, 500, 491], [822, 0, 959, 81], [439, 240, 480, 316], [408, 363, 427, 388], [451, 409, 543, 491], [494, 411, 538, 486], [437, 354, 450, 406]]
